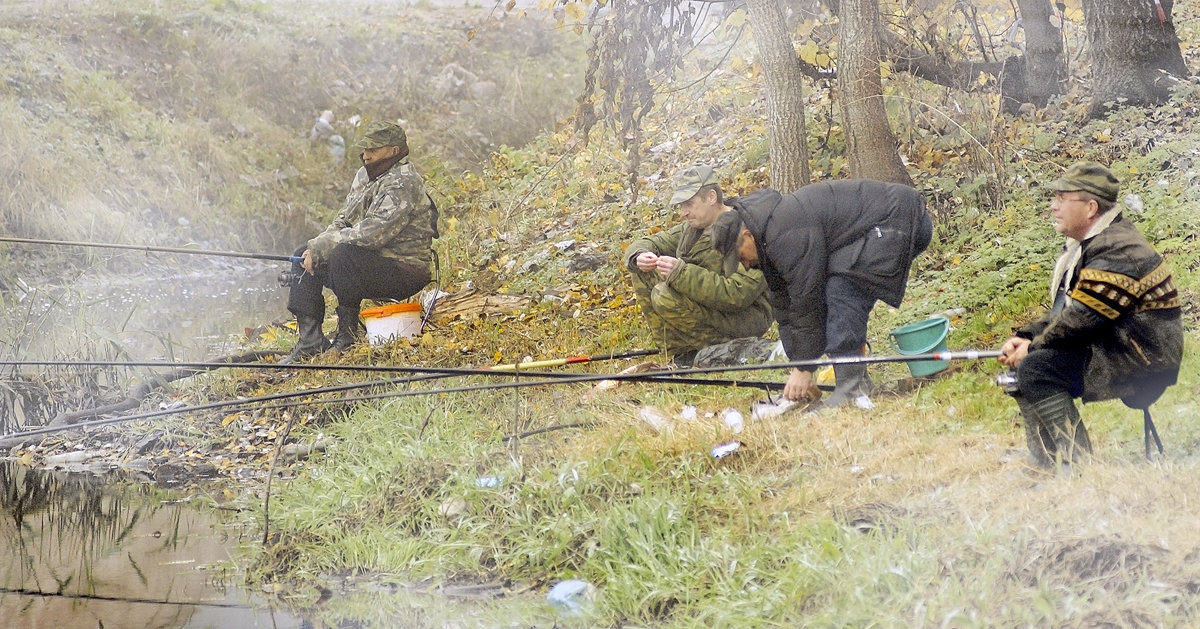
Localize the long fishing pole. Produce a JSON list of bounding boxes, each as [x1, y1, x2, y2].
[[0, 349, 663, 373], [0, 236, 299, 263], [1, 349, 1002, 376], [0, 349, 1000, 442]]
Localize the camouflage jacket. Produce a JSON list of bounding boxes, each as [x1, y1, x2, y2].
[[1018, 211, 1182, 404], [624, 220, 770, 313], [307, 157, 435, 269]]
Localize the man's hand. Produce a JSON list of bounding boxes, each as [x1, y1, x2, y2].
[[998, 336, 1031, 367], [654, 255, 680, 278], [634, 251, 659, 272], [783, 368, 821, 402], [300, 249, 316, 275]]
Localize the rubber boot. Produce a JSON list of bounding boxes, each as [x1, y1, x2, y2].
[[1033, 391, 1092, 467], [279, 314, 329, 364], [823, 363, 870, 408], [328, 305, 364, 353], [1015, 395, 1055, 469]]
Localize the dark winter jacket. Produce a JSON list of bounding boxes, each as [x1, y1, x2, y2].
[[1017, 211, 1182, 405], [728, 180, 931, 361]]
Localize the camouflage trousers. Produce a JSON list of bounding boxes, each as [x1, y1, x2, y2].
[[631, 273, 772, 355]]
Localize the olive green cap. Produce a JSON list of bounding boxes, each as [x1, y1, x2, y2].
[[1047, 161, 1119, 203], [670, 165, 718, 205], [354, 121, 408, 150]]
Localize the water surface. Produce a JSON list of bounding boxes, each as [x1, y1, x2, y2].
[[0, 462, 303, 628]]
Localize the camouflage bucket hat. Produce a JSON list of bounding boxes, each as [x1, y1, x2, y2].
[[1047, 161, 1119, 202], [670, 165, 718, 205], [354, 121, 408, 150]]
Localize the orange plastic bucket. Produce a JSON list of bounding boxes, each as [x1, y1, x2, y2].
[[360, 302, 423, 344]]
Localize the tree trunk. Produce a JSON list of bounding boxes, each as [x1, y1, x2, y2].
[[1011, 0, 1066, 110], [745, 0, 810, 192], [1083, 0, 1188, 116], [838, 0, 912, 185]]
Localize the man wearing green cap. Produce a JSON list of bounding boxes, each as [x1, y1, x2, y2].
[[623, 165, 772, 365], [281, 120, 437, 362], [998, 161, 1182, 472]]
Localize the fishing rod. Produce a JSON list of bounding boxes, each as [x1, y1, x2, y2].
[[0, 349, 1000, 442], [485, 348, 660, 371], [1, 349, 1002, 377], [0, 368, 789, 443], [0, 236, 300, 263], [0, 349, 663, 373]]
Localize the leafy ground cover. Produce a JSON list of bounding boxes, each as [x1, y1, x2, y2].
[[5, 0, 1200, 626]]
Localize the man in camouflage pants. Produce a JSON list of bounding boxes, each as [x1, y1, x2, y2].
[[624, 165, 772, 365], [281, 120, 437, 362]]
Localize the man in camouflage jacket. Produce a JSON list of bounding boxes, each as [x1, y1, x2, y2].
[[282, 120, 437, 362], [624, 165, 772, 365], [998, 161, 1182, 470]]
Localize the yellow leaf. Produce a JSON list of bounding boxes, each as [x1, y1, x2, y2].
[[565, 2, 584, 21], [724, 9, 747, 28], [221, 414, 239, 428], [797, 40, 820, 66], [446, 216, 458, 233], [493, 350, 503, 362]]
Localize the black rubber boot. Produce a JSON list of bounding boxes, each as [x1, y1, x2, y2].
[[328, 305, 364, 353], [823, 363, 870, 408], [280, 314, 329, 364], [1015, 395, 1055, 469], [1033, 391, 1092, 466]]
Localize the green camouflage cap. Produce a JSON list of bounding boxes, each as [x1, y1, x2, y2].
[[1047, 161, 1119, 202], [354, 121, 408, 150], [670, 165, 718, 205]]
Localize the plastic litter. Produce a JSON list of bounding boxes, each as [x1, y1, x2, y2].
[[750, 399, 797, 421], [854, 394, 875, 410], [711, 441, 741, 458], [547, 579, 596, 617], [679, 405, 697, 421], [722, 408, 745, 433], [475, 476, 503, 488], [638, 406, 672, 433]]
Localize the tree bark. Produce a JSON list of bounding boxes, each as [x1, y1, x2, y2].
[[838, 0, 912, 185], [1012, 0, 1066, 109], [1083, 0, 1188, 116], [745, 0, 810, 192]]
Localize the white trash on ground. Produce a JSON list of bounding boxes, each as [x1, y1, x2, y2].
[[547, 579, 596, 617]]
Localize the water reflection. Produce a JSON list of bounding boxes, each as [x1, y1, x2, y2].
[[0, 462, 303, 628], [1, 255, 289, 362]]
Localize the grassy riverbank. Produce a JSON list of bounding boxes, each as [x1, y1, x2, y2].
[[244, 49, 1200, 629], [5, 1, 1200, 626]]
